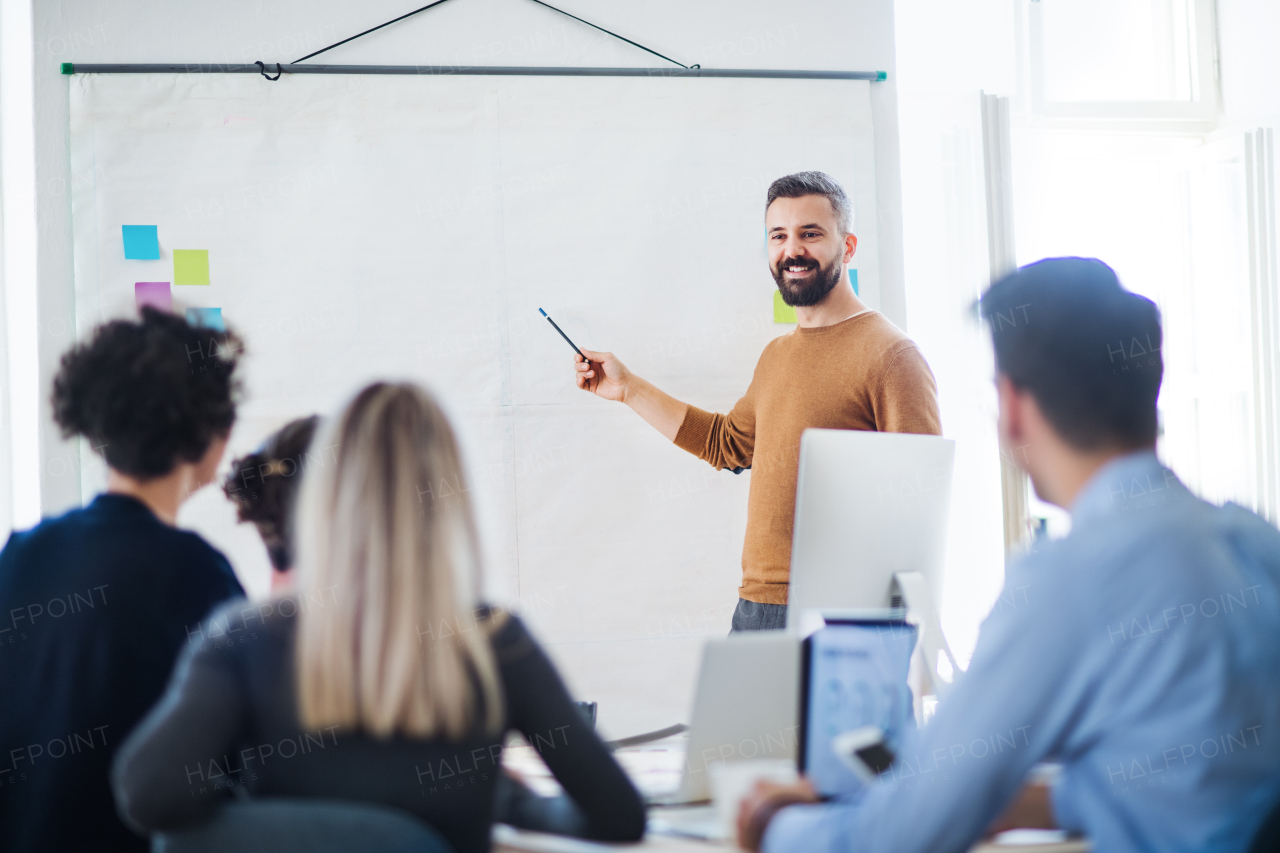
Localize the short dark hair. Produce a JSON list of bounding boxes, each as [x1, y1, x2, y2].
[[52, 307, 243, 479], [222, 415, 320, 571], [765, 171, 852, 234], [979, 257, 1162, 450]]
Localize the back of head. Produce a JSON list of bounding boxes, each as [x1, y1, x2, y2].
[[51, 307, 242, 479], [223, 416, 321, 571], [979, 257, 1162, 451], [294, 382, 503, 741]]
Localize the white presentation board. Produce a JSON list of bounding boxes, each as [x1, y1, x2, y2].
[[70, 72, 877, 735]]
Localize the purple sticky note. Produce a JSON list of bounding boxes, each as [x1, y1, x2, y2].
[[135, 282, 172, 312]]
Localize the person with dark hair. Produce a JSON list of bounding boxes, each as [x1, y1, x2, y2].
[[0, 307, 246, 853], [980, 256, 1162, 452], [222, 415, 320, 590], [736, 258, 1280, 852], [567, 170, 941, 630]]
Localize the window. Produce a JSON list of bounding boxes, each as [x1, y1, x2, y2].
[[1007, 0, 1280, 522], [1011, 119, 1279, 524], [1159, 138, 1258, 510], [1020, 0, 1218, 125]]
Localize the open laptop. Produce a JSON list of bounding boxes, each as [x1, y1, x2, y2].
[[651, 631, 800, 806]]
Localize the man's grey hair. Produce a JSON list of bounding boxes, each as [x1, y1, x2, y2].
[[765, 171, 852, 234]]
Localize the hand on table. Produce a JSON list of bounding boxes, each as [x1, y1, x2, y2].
[[573, 349, 630, 402], [985, 782, 1056, 836], [736, 778, 822, 852]]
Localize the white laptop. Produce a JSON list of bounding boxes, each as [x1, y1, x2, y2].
[[653, 631, 800, 806]]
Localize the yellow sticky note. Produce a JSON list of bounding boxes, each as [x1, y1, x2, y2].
[[773, 291, 797, 324], [174, 250, 210, 285]]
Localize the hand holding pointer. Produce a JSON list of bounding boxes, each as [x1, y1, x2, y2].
[[573, 349, 630, 402], [537, 309, 631, 402], [539, 308, 686, 441]]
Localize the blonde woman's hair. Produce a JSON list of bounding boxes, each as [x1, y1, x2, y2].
[[294, 382, 504, 740]]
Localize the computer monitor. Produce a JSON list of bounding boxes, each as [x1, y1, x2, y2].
[[786, 429, 955, 629]]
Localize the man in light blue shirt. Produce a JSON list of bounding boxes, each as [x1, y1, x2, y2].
[[739, 257, 1280, 852]]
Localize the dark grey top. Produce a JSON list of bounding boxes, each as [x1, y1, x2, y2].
[[111, 600, 645, 853], [0, 494, 244, 853]]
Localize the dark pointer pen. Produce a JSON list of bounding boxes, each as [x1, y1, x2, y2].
[[538, 308, 589, 363]]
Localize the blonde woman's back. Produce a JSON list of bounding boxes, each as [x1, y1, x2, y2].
[[111, 383, 645, 852]]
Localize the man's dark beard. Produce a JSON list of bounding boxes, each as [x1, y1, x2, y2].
[[772, 254, 844, 307]]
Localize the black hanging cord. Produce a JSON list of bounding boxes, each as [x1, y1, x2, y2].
[[521, 0, 696, 69], [292, 0, 457, 64], [255, 61, 282, 80], [286, 0, 695, 69]]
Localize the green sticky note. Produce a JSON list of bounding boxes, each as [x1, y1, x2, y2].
[[773, 291, 797, 324], [174, 250, 210, 285]]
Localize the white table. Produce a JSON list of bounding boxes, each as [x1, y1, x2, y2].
[[494, 824, 1090, 853], [497, 741, 1089, 853]]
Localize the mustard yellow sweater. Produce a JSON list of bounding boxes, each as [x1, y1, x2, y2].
[[673, 311, 942, 604]]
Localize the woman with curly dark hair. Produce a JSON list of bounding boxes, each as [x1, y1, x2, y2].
[[0, 307, 247, 853], [222, 415, 320, 591]]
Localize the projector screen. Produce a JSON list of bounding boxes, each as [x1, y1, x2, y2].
[[70, 71, 878, 735]]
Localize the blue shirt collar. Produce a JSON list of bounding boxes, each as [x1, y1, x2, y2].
[[1069, 449, 1184, 527]]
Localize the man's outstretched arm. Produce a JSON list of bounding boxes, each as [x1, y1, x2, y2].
[[573, 349, 756, 471], [574, 349, 688, 442]]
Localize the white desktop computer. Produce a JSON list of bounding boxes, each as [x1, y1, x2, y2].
[[786, 428, 958, 690], [653, 430, 958, 838]]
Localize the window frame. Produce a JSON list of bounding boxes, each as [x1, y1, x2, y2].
[[1016, 0, 1219, 130]]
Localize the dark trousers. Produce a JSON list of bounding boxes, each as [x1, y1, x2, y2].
[[730, 598, 788, 632]]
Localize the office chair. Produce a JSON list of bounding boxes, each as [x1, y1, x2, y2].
[[152, 798, 456, 853]]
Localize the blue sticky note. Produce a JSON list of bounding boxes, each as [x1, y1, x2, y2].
[[186, 307, 225, 332], [122, 225, 160, 260], [849, 268, 859, 296]]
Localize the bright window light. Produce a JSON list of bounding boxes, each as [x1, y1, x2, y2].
[[1012, 130, 1262, 512], [1041, 0, 1195, 102]]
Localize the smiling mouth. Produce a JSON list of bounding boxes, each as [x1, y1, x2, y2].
[[786, 265, 815, 275]]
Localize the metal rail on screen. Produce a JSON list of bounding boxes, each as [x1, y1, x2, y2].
[[60, 63, 886, 81]]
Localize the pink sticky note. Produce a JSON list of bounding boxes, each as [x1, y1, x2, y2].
[[135, 282, 172, 312]]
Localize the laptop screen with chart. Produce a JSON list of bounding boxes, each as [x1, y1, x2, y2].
[[800, 619, 917, 797]]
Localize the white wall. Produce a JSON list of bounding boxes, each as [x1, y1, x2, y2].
[[29, 0, 906, 518], [894, 0, 1014, 661], [1217, 0, 1280, 129], [1, 0, 38, 534]]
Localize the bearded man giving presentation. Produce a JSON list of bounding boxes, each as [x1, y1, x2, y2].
[[571, 171, 941, 631]]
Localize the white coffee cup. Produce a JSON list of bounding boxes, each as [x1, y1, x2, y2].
[[708, 759, 799, 842]]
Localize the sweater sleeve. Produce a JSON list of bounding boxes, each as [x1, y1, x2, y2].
[[112, 604, 249, 833], [871, 344, 942, 435], [495, 617, 646, 841], [673, 383, 758, 472]]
